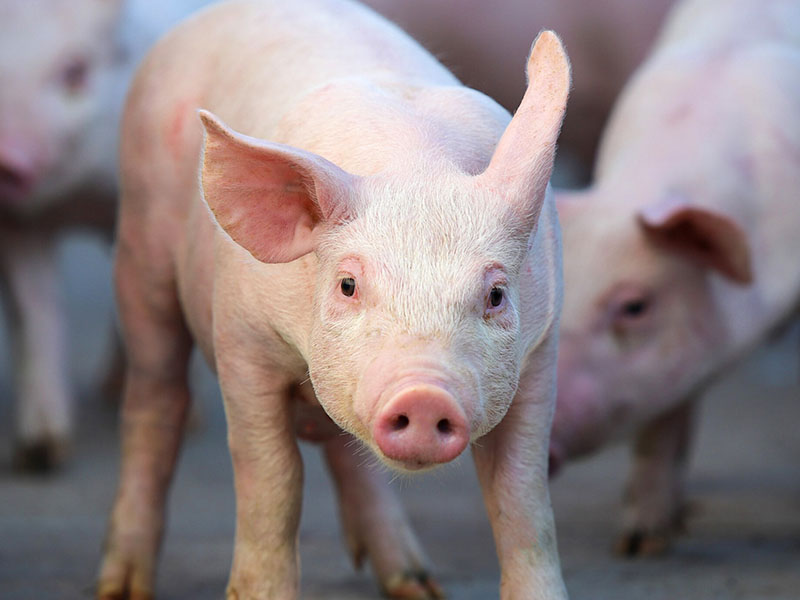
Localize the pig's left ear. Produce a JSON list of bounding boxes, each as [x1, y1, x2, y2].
[[199, 110, 359, 263], [477, 30, 571, 232], [638, 194, 753, 284]]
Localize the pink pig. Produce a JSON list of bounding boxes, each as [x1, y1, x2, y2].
[[0, 0, 212, 471], [362, 0, 675, 170], [97, 0, 571, 598], [551, 0, 800, 556]]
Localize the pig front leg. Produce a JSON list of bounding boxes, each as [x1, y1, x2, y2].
[[324, 435, 444, 600], [0, 231, 71, 471], [616, 400, 695, 557], [215, 339, 304, 599], [472, 335, 568, 600]]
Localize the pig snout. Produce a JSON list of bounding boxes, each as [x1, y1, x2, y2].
[[373, 384, 469, 470], [0, 140, 40, 202]]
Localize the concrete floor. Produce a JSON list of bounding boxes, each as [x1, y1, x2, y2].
[[0, 237, 798, 600]]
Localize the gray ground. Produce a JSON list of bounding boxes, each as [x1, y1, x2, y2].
[[0, 236, 798, 600]]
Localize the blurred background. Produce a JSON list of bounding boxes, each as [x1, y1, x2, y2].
[[1, 0, 799, 598]]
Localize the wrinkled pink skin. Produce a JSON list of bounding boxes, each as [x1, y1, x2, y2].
[[98, 1, 571, 599], [551, 0, 800, 556], [363, 0, 675, 170], [0, 0, 212, 471]]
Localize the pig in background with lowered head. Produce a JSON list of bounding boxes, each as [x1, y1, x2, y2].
[[97, 0, 571, 598], [0, 0, 212, 471], [552, 0, 800, 556]]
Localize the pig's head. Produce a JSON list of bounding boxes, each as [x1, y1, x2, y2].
[[199, 32, 570, 471], [548, 46, 779, 473], [0, 0, 125, 211], [551, 186, 753, 471]]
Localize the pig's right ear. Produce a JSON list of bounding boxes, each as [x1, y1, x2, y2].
[[199, 110, 358, 263]]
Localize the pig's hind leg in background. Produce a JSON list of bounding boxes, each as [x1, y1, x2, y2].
[[325, 435, 445, 598], [616, 400, 695, 556]]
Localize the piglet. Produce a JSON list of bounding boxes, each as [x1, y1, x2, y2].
[[552, 0, 800, 556], [0, 0, 212, 471], [96, 0, 571, 598]]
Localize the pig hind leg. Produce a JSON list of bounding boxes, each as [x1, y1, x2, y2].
[[616, 400, 695, 557], [0, 231, 72, 472], [97, 212, 193, 600], [324, 435, 445, 599]]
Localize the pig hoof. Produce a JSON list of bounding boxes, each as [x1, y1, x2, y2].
[[97, 586, 153, 600], [383, 570, 446, 599], [12, 436, 70, 473], [614, 529, 672, 557], [97, 567, 154, 600], [616, 501, 691, 557], [97, 590, 153, 600]]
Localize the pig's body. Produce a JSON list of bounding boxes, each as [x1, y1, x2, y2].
[[0, 0, 213, 470], [553, 0, 800, 555], [99, 1, 571, 598], [363, 0, 675, 170]]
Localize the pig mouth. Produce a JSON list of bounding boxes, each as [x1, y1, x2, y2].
[[378, 454, 449, 473]]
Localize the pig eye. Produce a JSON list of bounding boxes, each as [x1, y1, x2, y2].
[[489, 287, 504, 308], [60, 58, 91, 94], [340, 277, 356, 297], [619, 298, 649, 319], [610, 287, 653, 336], [613, 296, 652, 328]]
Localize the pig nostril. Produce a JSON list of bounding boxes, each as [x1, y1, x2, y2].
[[436, 418, 451, 434], [391, 414, 409, 431]]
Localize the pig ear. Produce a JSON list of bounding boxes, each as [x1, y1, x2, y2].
[[478, 31, 571, 231], [199, 110, 358, 263], [638, 194, 753, 284]]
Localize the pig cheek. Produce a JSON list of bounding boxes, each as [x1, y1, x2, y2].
[[628, 291, 721, 406], [308, 301, 371, 439], [553, 341, 618, 453], [470, 323, 520, 438]]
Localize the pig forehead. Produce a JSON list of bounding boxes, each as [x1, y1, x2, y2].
[[562, 209, 663, 297], [353, 180, 518, 267]]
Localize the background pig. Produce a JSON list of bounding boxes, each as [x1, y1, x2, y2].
[[0, 0, 211, 471], [363, 0, 675, 174], [96, 0, 570, 598], [551, 0, 800, 556]]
